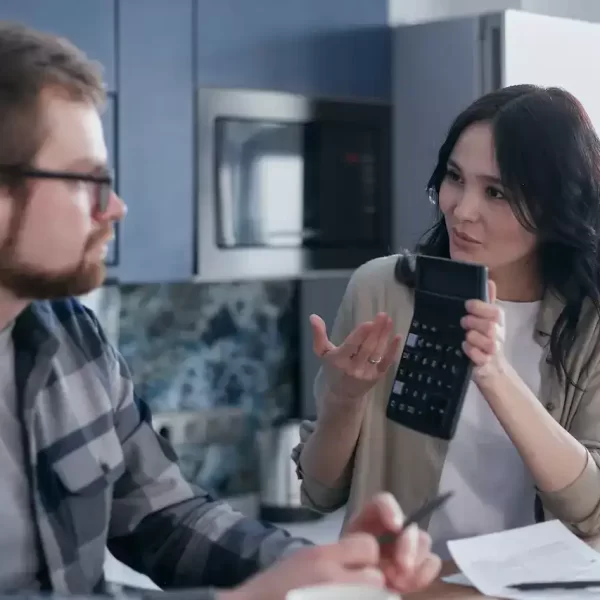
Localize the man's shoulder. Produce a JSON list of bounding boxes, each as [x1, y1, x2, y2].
[[29, 297, 108, 354]]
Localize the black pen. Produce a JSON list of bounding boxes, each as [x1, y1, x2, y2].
[[509, 580, 600, 591], [377, 491, 454, 545]]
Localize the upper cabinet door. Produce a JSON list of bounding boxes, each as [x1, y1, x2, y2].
[[115, 0, 195, 283], [195, 0, 390, 99], [0, 0, 116, 91], [102, 94, 119, 267]]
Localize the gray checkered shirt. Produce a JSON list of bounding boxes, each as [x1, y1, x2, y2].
[[12, 299, 311, 598]]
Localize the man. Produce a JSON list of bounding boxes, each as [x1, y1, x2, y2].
[[0, 22, 441, 600]]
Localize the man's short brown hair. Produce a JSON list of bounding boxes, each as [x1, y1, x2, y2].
[[0, 21, 105, 170]]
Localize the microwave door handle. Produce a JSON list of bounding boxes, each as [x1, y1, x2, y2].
[[217, 158, 236, 247]]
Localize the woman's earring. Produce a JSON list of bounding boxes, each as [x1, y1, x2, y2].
[[427, 186, 439, 205]]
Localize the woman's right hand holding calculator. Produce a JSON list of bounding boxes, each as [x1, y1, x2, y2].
[[310, 312, 401, 402]]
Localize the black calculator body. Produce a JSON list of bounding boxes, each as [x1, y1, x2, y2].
[[386, 254, 488, 440]]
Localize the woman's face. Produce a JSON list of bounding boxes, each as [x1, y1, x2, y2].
[[438, 122, 538, 277]]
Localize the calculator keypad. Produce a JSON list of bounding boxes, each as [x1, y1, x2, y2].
[[387, 316, 468, 431]]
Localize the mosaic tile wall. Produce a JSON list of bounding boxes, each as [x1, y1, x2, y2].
[[118, 280, 299, 498]]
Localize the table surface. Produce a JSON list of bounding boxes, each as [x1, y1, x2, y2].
[[406, 562, 484, 599]]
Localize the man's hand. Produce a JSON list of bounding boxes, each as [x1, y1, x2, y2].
[[346, 492, 441, 593], [219, 492, 441, 600], [219, 533, 385, 600]]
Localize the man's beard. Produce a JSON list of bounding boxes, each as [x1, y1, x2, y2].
[[0, 227, 110, 300]]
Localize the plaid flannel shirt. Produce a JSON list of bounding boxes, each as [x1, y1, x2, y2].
[[13, 298, 311, 599]]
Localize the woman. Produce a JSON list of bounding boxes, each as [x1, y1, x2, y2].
[[292, 84, 600, 559]]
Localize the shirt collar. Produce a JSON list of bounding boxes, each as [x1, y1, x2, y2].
[[12, 301, 60, 357]]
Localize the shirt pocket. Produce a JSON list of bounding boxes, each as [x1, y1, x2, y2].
[[51, 427, 125, 496]]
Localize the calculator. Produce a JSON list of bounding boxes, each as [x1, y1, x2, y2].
[[386, 254, 488, 440]]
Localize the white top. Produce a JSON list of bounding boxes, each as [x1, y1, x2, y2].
[[427, 300, 543, 559], [0, 323, 41, 591]]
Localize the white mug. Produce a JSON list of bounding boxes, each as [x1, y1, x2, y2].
[[286, 584, 401, 600]]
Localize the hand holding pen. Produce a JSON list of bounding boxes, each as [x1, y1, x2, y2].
[[343, 491, 451, 593]]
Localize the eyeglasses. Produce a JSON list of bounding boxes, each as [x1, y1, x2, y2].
[[0, 166, 114, 213]]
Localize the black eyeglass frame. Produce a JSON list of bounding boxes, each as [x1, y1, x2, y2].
[[0, 166, 114, 213]]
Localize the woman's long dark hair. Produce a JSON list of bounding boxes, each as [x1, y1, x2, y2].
[[409, 84, 600, 385]]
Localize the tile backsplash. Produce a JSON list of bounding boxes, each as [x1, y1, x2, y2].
[[83, 280, 299, 498]]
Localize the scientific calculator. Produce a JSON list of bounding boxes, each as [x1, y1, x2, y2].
[[386, 254, 488, 440]]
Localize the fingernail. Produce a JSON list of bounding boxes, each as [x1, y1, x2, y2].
[[404, 524, 418, 569], [380, 492, 404, 528]]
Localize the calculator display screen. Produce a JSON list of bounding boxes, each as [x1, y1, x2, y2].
[[416, 256, 485, 299]]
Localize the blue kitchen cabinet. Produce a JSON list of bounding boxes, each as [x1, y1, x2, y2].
[[0, 0, 116, 92], [102, 94, 118, 267], [195, 0, 390, 99], [112, 0, 195, 282]]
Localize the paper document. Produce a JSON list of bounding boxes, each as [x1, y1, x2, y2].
[[442, 572, 473, 587], [448, 520, 600, 599]]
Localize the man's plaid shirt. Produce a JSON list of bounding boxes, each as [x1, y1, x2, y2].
[[12, 298, 310, 598]]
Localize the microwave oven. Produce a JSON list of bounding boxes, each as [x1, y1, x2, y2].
[[195, 87, 391, 281]]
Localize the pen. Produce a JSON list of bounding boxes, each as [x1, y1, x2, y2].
[[509, 580, 600, 591], [377, 491, 454, 545]]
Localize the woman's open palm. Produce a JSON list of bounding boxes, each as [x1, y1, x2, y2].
[[311, 312, 401, 401]]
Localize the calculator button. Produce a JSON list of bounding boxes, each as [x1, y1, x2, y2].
[[406, 333, 418, 347], [392, 380, 404, 396]]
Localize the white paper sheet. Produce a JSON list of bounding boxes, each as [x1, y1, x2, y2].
[[447, 520, 600, 599], [442, 572, 473, 587]]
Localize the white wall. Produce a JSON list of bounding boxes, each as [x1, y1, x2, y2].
[[388, 0, 600, 24]]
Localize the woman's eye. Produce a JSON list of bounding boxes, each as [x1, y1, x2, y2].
[[445, 169, 461, 183], [486, 186, 505, 200]]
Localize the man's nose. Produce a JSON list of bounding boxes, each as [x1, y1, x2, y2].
[[98, 191, 127, 222]]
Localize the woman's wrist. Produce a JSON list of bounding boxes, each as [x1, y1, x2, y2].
[[473, 354, 512, 397], [321, 388, 369, 418]]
